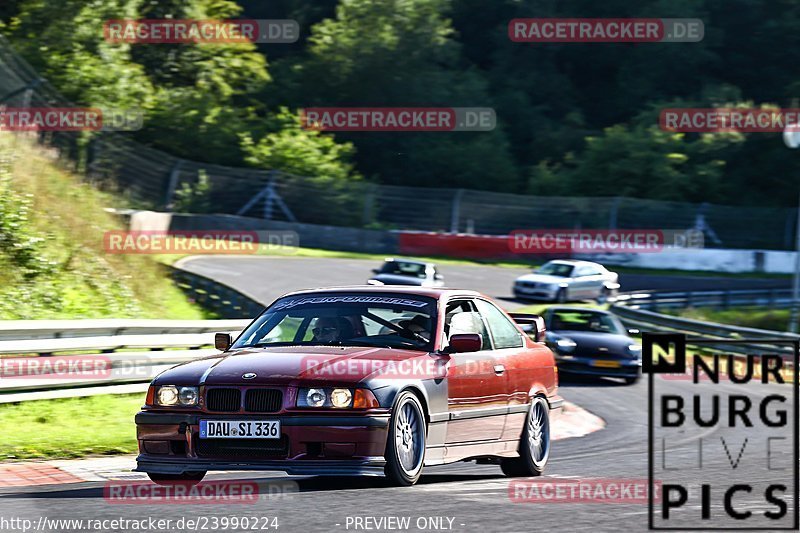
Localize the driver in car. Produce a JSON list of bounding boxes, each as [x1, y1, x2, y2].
[[311, 317, 353, 343]]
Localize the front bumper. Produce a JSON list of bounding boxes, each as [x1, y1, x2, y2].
[[134, 411, 390, 476], [556, 356, 641, 378], [514, 285, 560, 300]]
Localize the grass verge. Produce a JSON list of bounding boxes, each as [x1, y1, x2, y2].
[[665, 307, 791, 332], [0, 394, 142, 461], [0, 133, 211, 319]]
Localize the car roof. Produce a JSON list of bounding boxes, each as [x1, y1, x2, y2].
[[279, 285, 479, 300], [547, 306, 612, 315], [544, 259, 601, 266], [382, 257, 432, 266]]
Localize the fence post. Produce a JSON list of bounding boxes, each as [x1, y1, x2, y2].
[[609, 196, 621, 230], [164, 159, 184, 210], [362, 184, 375, 227], [450, 189, 463, 233]]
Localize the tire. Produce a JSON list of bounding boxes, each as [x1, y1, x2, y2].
[[624, 375, 640, 385], [597, 287, 610, 304], [501, 396, 550, 477], [555, 288, 567, 303], [384, 391, 427, 486], [147, 471, 206, 486]]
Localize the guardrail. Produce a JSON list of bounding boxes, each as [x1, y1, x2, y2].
[[0, 320, 249, 400], [618, 288, 794, 311], [171, 267, 265, 319], [612, 290, 799, 359]]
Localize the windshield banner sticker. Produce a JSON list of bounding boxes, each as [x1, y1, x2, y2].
[[271, 295, 429, 311]]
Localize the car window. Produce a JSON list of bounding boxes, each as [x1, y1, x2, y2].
[[379, 261, 427, 279], [547, 310, 625, 335], [537, 262, 574, 277], [579, 265, 602, 276], [474, 299, 523, 349], [444, 300, 490, 350], [233, 293, 437, 351]]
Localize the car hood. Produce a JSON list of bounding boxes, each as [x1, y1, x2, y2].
[[369, 273, 427, 286], [516, 273, 573, 284], [549, 331, 634, 354], [153, 345, 439, 386]]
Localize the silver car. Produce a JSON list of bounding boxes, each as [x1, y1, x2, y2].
[[513, 259, 619, 303], [367, 258, 445, 287]]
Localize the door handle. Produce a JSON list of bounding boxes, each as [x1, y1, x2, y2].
[[494, 364, 505, 375]]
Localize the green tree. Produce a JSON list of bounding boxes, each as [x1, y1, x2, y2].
[[277, 0, 520, 191]]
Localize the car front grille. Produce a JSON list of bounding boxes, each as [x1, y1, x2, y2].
[[196, 436, 289, 459], [244, 388, 283, 413], [206, 388, 241, 412]]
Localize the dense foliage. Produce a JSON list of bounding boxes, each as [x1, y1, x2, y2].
[[2, 0, 799, 206]]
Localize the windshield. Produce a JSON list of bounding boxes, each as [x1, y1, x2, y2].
[[232, 293, 437, 351], [378, 261, 427, 279], [547, 310, 625, 335], [536, 262, 574, 277]]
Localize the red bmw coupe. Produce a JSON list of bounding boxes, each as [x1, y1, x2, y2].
[[135, 286, 562, 486]]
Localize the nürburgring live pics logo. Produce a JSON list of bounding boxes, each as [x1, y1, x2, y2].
[[644, 333, 799, 530]]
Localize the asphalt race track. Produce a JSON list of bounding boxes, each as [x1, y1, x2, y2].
[[1, 377, 795, 532], [0, 256, 795, 532], [175, 255, 791, 311]]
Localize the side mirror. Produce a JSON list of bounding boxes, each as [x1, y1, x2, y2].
[[628, 328, 640, 335], [371, 268, 380, 274], [215, 332, 232, 351], [509, 313, 546, 342], [448, 333, 482, 353]]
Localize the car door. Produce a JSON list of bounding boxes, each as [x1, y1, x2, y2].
[[444, 299, 507, 443], [473, 299, 530, 438], [569, 265, 598, 299], [579, 264, 606, 298]]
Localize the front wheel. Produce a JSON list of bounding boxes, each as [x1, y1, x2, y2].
[[384, 391, 427, 486], [624, 375, 640, 385], [147, 471, 206, 486], [555, 288, 567, 303], [501, 396, 550, 477]]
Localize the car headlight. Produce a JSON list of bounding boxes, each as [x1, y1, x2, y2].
[[556, 338, 577, 353], [627, 344, 642, 358], [331, 388, 353, 408], [178, 386, 199, 406], [156, 385, 178, 406], [306, 388, 326, 407], [297, 388, 379, 409], [154, 385, 198, 406]]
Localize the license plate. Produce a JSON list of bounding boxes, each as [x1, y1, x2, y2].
[[592, 360, 621, 368], [199, 420, 280, 439]]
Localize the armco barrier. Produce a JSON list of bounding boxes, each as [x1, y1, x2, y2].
[[612, 292, 799, 359], [171, 266, 265, 318], [0, 321, 248, 398]]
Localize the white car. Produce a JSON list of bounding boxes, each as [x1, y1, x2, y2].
[[367, 258, 445, 287], [513, 259, 619, 303]]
